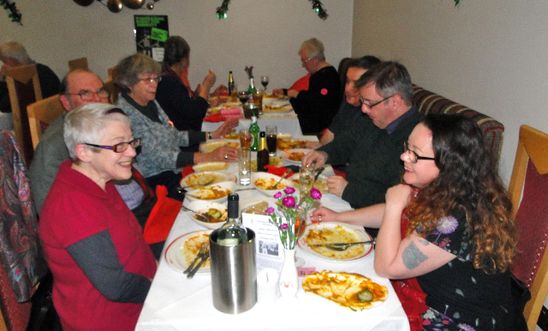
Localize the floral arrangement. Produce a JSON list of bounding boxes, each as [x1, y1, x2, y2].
[[265, 186, 322, 250]]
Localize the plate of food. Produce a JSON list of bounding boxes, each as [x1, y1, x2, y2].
[[282, 148, 311, 165], [241, 200, 269, 215], [180, 171, 235, 189], [262, 100, 292, 113], [186, 201, 227, 229], [302, 271, 388, 310], [199, 139, 240, 153], [291, 173, 328, 193], [192, 162, 229, 172], [298, 222, 373, 261], [185, 181, 235, 203], [251, 172, 293, 197], [164, 230, 211, 273]]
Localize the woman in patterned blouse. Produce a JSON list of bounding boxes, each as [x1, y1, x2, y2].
[[313, 114, 519, 330]]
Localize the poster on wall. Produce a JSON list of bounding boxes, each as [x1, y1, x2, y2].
[[134, 15, 169, 62]]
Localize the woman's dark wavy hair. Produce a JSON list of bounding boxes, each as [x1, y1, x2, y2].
[[407, 114, 517, 274]]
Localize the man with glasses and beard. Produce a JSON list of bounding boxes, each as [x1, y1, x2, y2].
[[303, 62, 422, 218]]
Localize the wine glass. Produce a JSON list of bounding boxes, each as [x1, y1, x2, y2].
[[237, 91, 250, 105], [260, 75, 269, 92]]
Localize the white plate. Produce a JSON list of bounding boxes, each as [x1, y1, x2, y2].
[[186, 181, 236, 204], [251, 172, 293, 197], [282, 148, 312, 165], [164, 230, 211, 273], [186, 200, 227, 229], [199, 139, 240, 153], [180, 171, 235, 189], [298, 222, 373, 261], [192, 162, 229, 172]]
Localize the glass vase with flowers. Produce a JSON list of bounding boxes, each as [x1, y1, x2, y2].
[[265, 186, 322, 297]]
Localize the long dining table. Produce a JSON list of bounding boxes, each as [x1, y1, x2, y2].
[[136, 140, 410, 331], [201, 96, 303, 137]]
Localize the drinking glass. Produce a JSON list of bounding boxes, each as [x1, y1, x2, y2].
[[238, 91, 250, 105], [238, 148, 252, 186], [299, 164, 315, 196], [265, 125, 277, 156], [261, 75, 269, 92]]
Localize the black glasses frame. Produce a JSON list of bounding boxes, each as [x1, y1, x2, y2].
[[359, 94, 394, 108], [84, 138, 141, 153], [403, 141, 435, 163]]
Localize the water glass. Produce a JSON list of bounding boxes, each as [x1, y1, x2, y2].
[[238, 148, 252, 186], [266, 125, 277, 156], [299, 165, 315, 196]]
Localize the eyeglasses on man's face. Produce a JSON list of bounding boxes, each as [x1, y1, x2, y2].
[[403, 141, 435, 163], [84, 138, 141, 153], [66, 88, 110, 102], [138, 75, 162, 84], [359, 94, 394, 109]]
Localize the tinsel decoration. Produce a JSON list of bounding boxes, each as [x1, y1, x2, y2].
[[309, 0, 327, 20], [1, 0, 22, 25], [215, 0, 229, 20]]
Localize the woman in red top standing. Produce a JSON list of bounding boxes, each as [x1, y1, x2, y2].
[[39, 103, 157, 331]]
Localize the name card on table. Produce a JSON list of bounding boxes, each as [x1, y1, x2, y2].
[[242, 212, 284, 271]]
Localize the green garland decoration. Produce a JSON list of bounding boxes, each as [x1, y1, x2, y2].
[[1, 0, 22, 25]]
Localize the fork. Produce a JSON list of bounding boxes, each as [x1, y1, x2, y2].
[[186, 249, 209, 278], [310, 240, 375, 251], [183, 246, 208, 274]]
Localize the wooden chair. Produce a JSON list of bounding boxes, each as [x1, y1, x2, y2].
[[67, 57, 89, 72], [103, 79, 119, 104], [27, 94, 65, 150], [5, 64, 43, 165], [509, 125, 548, 330]]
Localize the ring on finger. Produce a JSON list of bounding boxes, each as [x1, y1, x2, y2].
[[224, 154, 228, 160]]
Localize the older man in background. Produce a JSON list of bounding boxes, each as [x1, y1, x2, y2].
[[303, 61, 422, 212], [29, 69, 155, 227], [275, 38, 341, 135]]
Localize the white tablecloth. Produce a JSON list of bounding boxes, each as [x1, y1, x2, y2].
[[136, 162, 409, 331], [202, 111, 303, 138]]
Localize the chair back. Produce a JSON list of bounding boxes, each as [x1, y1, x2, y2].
[[67, 57, 89, 72], [508, 125, 548, 330], [103, 79, 119, 104], [27, 95, 65, 150], [0, 130, 47, 331], [5, 64, 43, 165]]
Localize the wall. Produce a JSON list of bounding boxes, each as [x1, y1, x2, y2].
[[352, 0, 548, 183], [0, 0, 352, 90]]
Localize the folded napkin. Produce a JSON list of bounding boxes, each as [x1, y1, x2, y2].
[[203, 113, 225, 122], [264, 165, 294, 178], [220, 108, 242, 116], [143, 186, 182, 244]]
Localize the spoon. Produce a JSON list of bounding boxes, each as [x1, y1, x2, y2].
[[310, 240, 375, 251]]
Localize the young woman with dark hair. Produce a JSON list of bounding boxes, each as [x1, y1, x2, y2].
[[313, 114, 518, 330]]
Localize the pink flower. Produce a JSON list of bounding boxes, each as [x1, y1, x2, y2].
[[282, 196, 296, 208], [273, 191, 282, 199], [284, 187, 295, 194], [265, 207, 275, 215], [310, 188, 322, 200], [280, 223, 289, 230]]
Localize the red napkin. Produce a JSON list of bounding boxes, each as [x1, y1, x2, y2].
[[203, 113, 225, 122], [264, 165, 294, 178], [143, 186, 182, 244]]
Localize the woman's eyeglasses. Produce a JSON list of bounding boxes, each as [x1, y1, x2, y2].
[[403, 141, 435, 163], [84, 138, 141, 153], [138, 76, 162, 84]]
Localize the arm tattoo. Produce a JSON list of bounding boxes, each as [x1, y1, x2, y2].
[[402, 242, 428, 270]]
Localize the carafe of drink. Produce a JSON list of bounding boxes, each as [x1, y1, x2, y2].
[[249, 116, 260, 152], [210, 194, 257, 313]]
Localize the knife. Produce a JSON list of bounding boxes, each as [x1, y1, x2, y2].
[[183, 246, 207, 274], [187, 252, 209, 278]]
